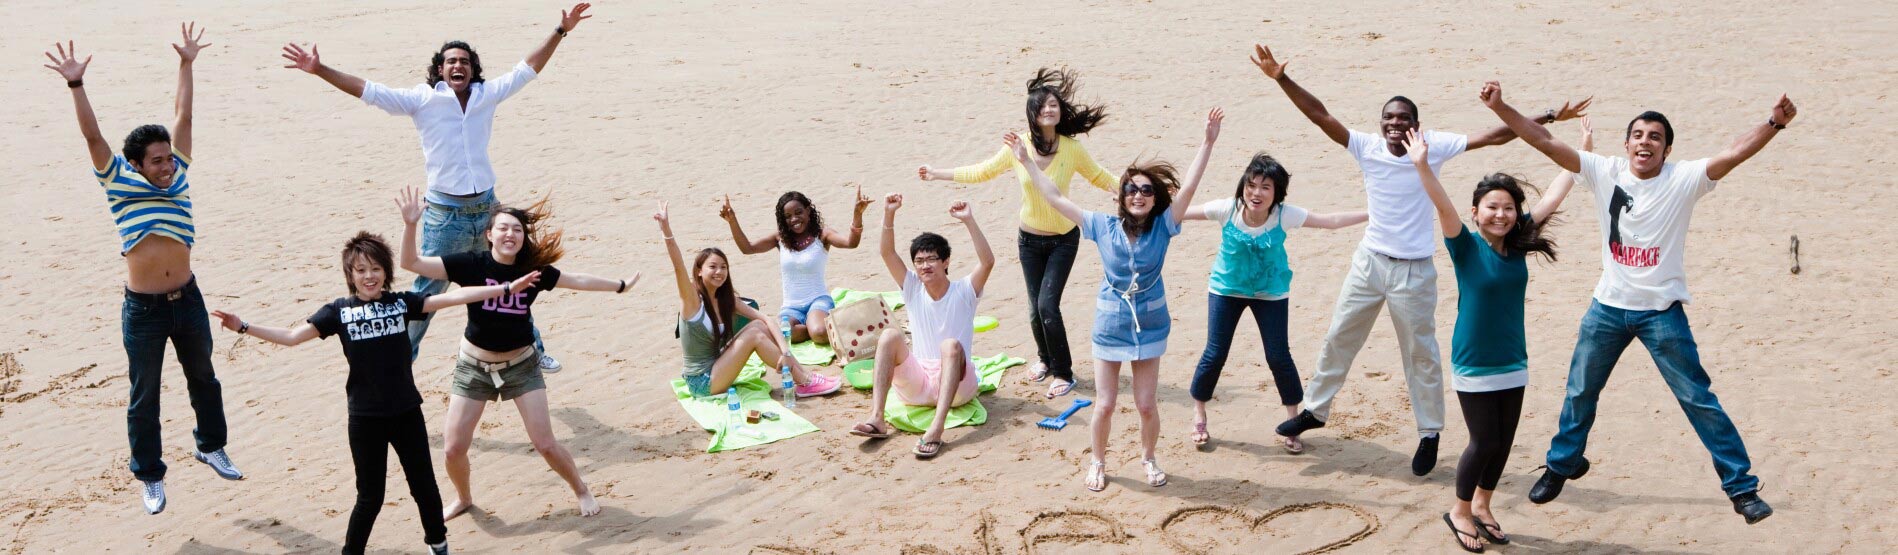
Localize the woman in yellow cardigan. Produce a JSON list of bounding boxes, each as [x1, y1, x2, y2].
[[916, 67, 1117, 398]]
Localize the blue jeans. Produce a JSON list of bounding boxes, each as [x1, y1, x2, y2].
[[1190, 293, 1302, 406], [1546, 300, 1759, 497], [407, 190, 545, 360], [124, 277, 227, 482]]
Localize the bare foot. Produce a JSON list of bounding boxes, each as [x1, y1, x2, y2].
[[442, 498, 474, 521], [577, 489, 601, 517]]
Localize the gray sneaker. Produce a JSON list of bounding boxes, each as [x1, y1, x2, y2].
[[194, 449, 244, 481], [539, 354, 562, 374], [140, 480, 166, 514], [428, 541, 451, 555]]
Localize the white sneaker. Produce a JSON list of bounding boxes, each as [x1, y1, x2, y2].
[[428, 541, 451, 555], [140, 480, 166, 514], [538, 354, 562, 374], [194, 449, 245, 480]]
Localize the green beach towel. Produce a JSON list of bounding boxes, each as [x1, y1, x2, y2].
[[669, 344, 836, 453], [878, 353, 1025, 433], [830, 288, 904, 310]]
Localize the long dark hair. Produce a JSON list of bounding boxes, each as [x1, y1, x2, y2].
[[1025, 67, 1107, 156], [340, 231, 397, 296], [427, 41, 485, 87], [1118, 161, 1180, 238], [692, 248, 739, 345], [490, 196, 565, 269], [1233, 153, 1291, 219], [1471, 173, 1558, 261], [774, 191, 825, 251]]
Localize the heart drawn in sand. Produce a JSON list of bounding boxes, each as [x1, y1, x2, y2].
[[1158, 502, 1380, 555]]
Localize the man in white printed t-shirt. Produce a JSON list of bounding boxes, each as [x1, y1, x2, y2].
[[281, 4, 595, 373], [1249, 43, 1591, 476], [1482, 81, 1796, 524], [849, 194, 996, 461]]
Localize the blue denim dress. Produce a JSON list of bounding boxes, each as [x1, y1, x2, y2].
[[1082, 210, 1182, 361]]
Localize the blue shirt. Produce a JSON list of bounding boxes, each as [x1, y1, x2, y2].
[[1445, 223, 1530, 392]]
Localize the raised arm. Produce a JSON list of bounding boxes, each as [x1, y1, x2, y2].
[[395, 187, 448, 279], [1480, 81, 1581, 173], [281, 43, 367, 98], [526, 3, 591, 74], [555, 270, 641, 293], [948, 201, 996, 295], [717, 195, 778, 254], [1005, 132, 1088, 225], [655, 201, 699, 316], [877, 194, 909, 288], [1706, 95, 1797, 181], [824, 184, 872, 249], [1404, 130, 1464, 238], [1169, 107, 1223, 223], [1467, 96, 1591, 151], [1302, 210, 1370, 230], [1533, 116, 1594, 224], [1251, 43, 1348, 147], [44, 41, 111, 170], [210, 310, 320, 347], [170, 23, 208, 159]]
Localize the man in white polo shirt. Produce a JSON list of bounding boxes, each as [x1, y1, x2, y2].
[[1482, 81, 1794, 524], [1249, 42, 1589, 476], [281, 3, 594, 371]]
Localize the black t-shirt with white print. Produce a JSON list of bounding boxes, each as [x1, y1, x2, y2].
[[308, 291, 429, 416], [441, 251, 561, 352]]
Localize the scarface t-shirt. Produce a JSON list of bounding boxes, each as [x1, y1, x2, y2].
[[308, 291, 429, 416], [1574, 151, 1715, 311], [441, 251, 561, 351]]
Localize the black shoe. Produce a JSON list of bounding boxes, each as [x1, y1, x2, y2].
[[1527, 458, 1590, 504], [1275, 410, 1326, 438], [1731, 491, 1773, 524], [1411, 435, 1439, 476]]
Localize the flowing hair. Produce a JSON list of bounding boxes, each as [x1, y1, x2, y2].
[[1118, 160, 1180, 238], [1472, 173, 1559, 261], [490, 196, 565, 270], [774, 191, 826, 251], [1025, 67, 1107, 156], [692, 248, 739, 346]]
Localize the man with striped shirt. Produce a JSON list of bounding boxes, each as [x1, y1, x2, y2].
[[46, 23, 244, 516]]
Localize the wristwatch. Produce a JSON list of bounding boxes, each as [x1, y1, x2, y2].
[[1767, 118, 1786, 130], [555, 25, 568, 38]]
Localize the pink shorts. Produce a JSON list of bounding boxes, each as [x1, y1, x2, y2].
[[894, 353, 978, 407]]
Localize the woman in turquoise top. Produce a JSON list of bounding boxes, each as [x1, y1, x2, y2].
[[1408, 120, 1585, 552], [1180, 153, 1367, 453], [1011, 108, 1220, 492]]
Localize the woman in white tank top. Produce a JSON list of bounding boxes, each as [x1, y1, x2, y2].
[[718, 187, 872, 345]]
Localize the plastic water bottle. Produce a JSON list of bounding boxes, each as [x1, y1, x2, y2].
[[779, 315, 797, 408], [725, 385, 741, 430]]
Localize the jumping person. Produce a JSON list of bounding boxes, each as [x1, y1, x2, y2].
[[848, 195, 996, 459], [917, 68, 1118, 399], [211, 233, 537, 555], [282, 3, 594, 371], [46, 25, 242, 514], [395, 187, 635, 520], [1405, 121, 1583, 551], [657, 201, 843, 400], [1249, 42, 1590, 475], [717, 186, 873, 346], [1480, 81, 1795, 524], [1011, 108, 1222, 491], [1180, 154, 1368, 453]]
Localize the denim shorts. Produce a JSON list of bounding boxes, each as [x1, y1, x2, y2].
[[778, 294, 836, 324]]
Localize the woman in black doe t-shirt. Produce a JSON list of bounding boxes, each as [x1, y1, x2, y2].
[[212, 232, 540, 555], [395, 188, 639, 520]]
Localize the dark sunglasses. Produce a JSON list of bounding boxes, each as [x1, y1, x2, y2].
[[1121, 182, 1156, 197]]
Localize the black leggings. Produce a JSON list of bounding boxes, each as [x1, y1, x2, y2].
[[1455, 387, 1525, 502], [344, 407, 446, 554], [1019, 228, 1080, 382]]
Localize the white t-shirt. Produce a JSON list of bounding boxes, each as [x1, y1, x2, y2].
[[1574, 151, 1716, 311], [1197, 198, 1309, 237], [1347, 129, 1469, 259], [901, 272, 979, 365]]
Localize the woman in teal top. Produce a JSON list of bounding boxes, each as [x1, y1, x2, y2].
[[1408, 120, 1586, 552], [1180, 153, 1366, 453]]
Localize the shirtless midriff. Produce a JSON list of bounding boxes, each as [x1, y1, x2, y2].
[[125, 236, 194, 294]]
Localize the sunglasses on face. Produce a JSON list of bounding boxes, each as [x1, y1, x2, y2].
[[1121, 183, 1156, 197]]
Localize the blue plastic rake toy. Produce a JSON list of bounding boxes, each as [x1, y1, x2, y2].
[[1037, 398, 1092, 430]]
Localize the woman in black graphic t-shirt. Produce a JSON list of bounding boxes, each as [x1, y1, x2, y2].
[[212, 232, 539, 555], [395, 188, 639, 521]]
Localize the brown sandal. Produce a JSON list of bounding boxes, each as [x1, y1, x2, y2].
[[849, 422, 892, 439]]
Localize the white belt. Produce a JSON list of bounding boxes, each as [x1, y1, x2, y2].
[[462, 348, 536, 388]]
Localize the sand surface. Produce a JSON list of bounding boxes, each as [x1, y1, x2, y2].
[[3, 1, 1895, 553]]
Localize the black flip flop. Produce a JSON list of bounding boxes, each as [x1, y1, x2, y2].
[[1475, 518, 1509, 545], [1443, 513, 1485, 553]]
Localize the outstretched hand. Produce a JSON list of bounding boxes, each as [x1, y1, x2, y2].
[[1771, 94, 1798, 126], [172, 22, 210, 63], [1479, 81, 1504, 110], [209, 310, 244, 333], [1204, 107, 1225, 143], [42, 41, 90, 82], [1555, 96, 1593, 122], [281, 43, 321, 74], [1402, 129, 1430, 165], [884, 193, 903, 213], [949, 200, 973, 222], [915, 165, 935, 181], [508, 271, 544, 293], [395, 187, 423, 225], [1003, 132, 1029, 163], [1579, 116, 1596, 152], [1250, 43, 1288, 80], [559, 3, 594, 31]]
